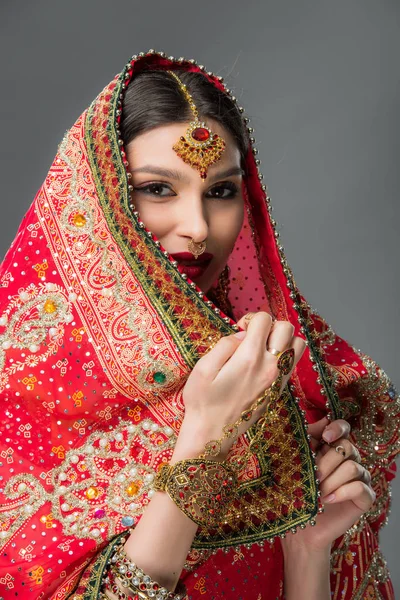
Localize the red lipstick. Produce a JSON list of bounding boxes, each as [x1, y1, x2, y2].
[[170, 252, 214, 279]]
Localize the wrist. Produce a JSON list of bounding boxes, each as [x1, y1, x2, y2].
[[282, 544, 331, 600], [171, 419, 229, 465], [281, 539, 332, 561]]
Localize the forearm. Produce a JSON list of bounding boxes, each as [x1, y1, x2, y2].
[[122, 491, 197, 591], [121, 434, 206, 592], [283, 546, 331, 600]]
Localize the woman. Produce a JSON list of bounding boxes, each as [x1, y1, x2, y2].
[[0, 49, 397, 599]]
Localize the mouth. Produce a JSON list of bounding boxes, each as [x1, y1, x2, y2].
[[170, 252, 214, 279]]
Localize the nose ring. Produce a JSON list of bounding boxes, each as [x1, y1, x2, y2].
[[188, 238, 207, 259]]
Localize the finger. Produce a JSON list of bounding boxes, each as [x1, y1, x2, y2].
[[266, 320, 295, 357], [317, 438, 362, 483], [319, 460, 371, 498], [322, 480, 376, 513], [227, 312, 274, 367], [237, 312, 260, 331], [307, 416, 330, 442], [194, 332, 245, 379], [275, 335, 307, 396], [242, 336, 304, 426], [287, 334, 307, 368], [322, 419, 351, 444], [318, 442, 333, 457]]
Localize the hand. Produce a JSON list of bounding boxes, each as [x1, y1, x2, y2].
[[173, 312, 307, 461], [281, 418, 375, 555]]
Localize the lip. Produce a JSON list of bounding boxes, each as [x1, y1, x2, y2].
[[170, 252, 214, 266], [170, 252, 213, 280], [177, 264, 209, 279]]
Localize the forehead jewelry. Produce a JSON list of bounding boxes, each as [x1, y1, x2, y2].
[[167, 70, 226, 180], [188, 238, 207, 259]]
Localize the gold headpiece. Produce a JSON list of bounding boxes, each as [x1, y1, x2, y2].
[[167, 70, 226, 180]]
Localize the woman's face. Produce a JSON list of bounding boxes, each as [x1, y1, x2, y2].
[[126, 119, 245, 293]]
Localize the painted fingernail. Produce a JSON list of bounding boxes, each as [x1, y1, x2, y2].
[[322, 430, 334, 443], [316, 470, 322, 480], [234, 331, 246, 339], [323, 493, 336, 503]]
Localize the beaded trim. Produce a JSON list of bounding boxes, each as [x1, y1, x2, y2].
[[84, 48, 342, 421], [104, 541, 187, 599]]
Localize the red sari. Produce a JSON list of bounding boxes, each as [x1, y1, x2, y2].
[[0, 50, 398, 599]]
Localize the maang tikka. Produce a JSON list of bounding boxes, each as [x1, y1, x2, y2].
[[167, 70, 226, 180]]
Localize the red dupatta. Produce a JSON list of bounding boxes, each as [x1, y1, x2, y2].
[[0, 50, 398, 599]]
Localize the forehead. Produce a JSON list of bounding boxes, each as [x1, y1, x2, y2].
[[126, 119, 241, 176]]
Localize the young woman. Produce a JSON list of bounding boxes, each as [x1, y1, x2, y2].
[[0, 50, 397, 600]]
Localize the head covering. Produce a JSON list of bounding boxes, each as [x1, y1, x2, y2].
[[0, 50, 398, 599]]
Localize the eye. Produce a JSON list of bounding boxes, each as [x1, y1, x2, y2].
[[206, 182, 239, 200], [133, 183, 175, 197]]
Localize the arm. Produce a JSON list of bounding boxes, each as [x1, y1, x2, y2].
[[101, 422, 210, 600], [282, 546, 331, 600], [303, 301, 399, 597], [121, 423, 208, 591], [329, 351, 399, 598], [119, 316, 305, 594]]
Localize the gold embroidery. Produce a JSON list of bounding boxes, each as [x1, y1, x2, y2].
[[0, 286, 70, 384], [39, 133, 181, 402], [351, 550, 390, 600], [191, 386, 319, 548], [0, 419, 176, 545], [348, 350, 400, 470]]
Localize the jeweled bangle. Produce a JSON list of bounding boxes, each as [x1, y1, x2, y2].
[[105, 545, 187, 599], [153, 458, 238, 527]]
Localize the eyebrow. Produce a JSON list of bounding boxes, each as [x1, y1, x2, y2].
[[130, 165, 244, 183]]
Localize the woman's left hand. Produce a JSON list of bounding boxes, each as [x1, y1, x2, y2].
[[281, 417, 376, 555]]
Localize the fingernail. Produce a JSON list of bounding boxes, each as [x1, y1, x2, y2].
[[323, 493, 336, 503], [234, 331, 246, 339], [316, 470, 322, 480], [323, 430, 334, 443]]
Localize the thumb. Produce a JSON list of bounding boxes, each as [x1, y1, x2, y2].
[[307, 416, 330, 449]]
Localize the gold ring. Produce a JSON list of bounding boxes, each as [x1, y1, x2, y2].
[[267, 348, 282, 357], [276, 348, 295, 375], [244, 312, 256, 322], [335, 445, 346, 458]]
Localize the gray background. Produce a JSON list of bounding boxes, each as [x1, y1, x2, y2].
[[1, 0, 399, 593]]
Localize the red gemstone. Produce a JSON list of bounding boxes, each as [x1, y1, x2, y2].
[[192, 127, 210, 142]]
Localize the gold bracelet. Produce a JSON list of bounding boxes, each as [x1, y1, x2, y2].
[[154, 348, 295, 527], [154, 458, 237, 526], [103, 543, 187, 599]]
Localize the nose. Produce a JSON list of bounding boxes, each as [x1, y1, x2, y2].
[[179, 196, 209, 243]]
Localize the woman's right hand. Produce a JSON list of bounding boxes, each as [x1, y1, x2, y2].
[[172, 312, 307, 463]]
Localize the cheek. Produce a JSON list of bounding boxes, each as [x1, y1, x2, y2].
[[211, 203, 244, 252], [134, 201, 172, 239]]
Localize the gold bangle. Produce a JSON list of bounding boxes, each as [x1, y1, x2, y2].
[[103, 541, 187, 599], [154, 458, 237, 526]]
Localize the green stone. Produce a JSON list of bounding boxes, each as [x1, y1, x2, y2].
[[153, 371, 166, 384]]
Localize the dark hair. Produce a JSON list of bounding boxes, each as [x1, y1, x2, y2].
[[120, 69, 249, 170]]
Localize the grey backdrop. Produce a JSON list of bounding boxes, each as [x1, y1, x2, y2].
[[1, 0, 399, 593]]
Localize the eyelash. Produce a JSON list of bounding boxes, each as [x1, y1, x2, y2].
[[133, 181, 239, 200]]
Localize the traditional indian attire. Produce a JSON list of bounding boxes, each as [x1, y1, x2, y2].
[[0, 50, 398, 600]]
